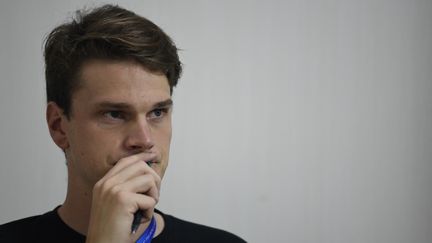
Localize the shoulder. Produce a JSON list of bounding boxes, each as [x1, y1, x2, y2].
[[0, 214, 44, 241], [0, 214, 40, 234], [155, 209, 246, 243], [0, 207, 85, 243]]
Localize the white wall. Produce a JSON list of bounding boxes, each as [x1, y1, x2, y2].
[[1, 1, 431, 242]]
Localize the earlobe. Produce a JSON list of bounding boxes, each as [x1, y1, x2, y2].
[[46, 102, 70, 150]]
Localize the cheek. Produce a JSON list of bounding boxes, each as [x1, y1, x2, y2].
[[155, 124, 172, 177], [165, 121, 173, 143], [159, 125, 172, 154], [66, 124, 118, 168]]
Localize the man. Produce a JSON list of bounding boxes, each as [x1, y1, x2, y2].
[[0, 4, 246, 243]]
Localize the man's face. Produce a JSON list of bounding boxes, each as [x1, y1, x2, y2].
[[61, 60, 172, 187]]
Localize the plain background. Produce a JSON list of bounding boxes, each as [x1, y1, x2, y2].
[[1, 1, 431, 242]]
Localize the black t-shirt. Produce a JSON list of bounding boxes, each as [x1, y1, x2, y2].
[[0, 207, 246, 243]]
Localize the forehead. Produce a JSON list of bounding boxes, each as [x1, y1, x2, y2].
[[73, 60, 170, 105]]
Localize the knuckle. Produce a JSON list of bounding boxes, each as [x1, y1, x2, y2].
[[149, 178, 155, 185], [100, 179, 114, 193], [116, 191, 129, 204], [110, 184, 121, 194], [93, 180, 102, 192], [151, 197, 158, 206], [93, 179, 109, 194], [137, 163, 147, 174], [116, 156, 129, 164], [155, 174, 161, 183], [144, 197, 157, 207]]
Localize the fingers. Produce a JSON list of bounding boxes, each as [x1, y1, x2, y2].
[[115, 190, 158, 213], [103, 152, 157, 179], [111, 160, 161, 190], [132, 194, 158, 220], [87, 152, 162, 242], [114, 174, 160, 203], [93, 152, 161, 212], [98, 159, 161, 195], [136, 194, 157, 223]]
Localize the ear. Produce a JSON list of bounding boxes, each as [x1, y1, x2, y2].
[[46, 102, 70, 150]]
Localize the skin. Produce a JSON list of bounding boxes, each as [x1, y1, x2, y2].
[[46, 59, 173, 242]]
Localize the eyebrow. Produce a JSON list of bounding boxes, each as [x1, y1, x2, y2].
[[153, 99, 173, 109], [95, 99, 173, 110]]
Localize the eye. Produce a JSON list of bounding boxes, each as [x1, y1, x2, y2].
[[149, 108, 168, 120], [103, 110, 125, 120], [153, 109, 163, 117]]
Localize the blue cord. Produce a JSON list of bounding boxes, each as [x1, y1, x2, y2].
[[136, 216, 157, 243]]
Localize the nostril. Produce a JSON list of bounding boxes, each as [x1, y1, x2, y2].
[[128, 143, 154, 153], [147, 143, 154, 150], [124, 130, 155, 151], [129, 147, 144, 155]]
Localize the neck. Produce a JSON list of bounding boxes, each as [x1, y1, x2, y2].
[[58, 175, 93, 235]]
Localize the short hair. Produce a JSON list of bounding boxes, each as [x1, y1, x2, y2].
[[44, 4, 182, 117]]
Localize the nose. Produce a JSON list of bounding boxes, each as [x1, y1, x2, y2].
[[124, 118, 155, 152]]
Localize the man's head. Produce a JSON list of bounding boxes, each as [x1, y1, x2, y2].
[[44, 4, 182, 118], [45, 5, 181, 187]]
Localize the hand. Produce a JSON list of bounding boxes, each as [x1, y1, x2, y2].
[[85, 153, 161, 243]]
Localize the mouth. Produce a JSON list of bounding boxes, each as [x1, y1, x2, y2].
[[110, 152, 160, 166], [146, 160, 157, 167]]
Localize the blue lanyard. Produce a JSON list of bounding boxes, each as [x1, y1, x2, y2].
[[136, 216, 157, 243]]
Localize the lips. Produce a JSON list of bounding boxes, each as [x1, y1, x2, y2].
[[110, 152, 160, 166], [146, 160, 159, 167]]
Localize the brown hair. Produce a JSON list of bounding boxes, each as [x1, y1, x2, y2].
[[44, 4, 182, 117]]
